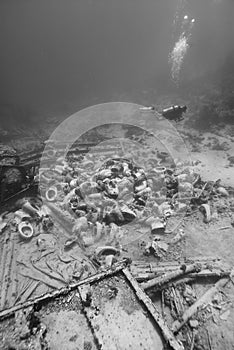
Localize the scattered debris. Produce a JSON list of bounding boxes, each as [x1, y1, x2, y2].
[[144, 239, 169, 258], [0, 124, 234, 350], [172, 277, 230, 333], [170, 229, 186, 244]]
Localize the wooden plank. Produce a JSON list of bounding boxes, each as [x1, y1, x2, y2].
[[123, 268, 184, 350], [134, 268, 230, 282], [0, 231, 14, 310], [131, 257, 221, 272], [0, 230, 10, 292], [140, 264, 200, 291], [7, 236, 18, 307], [20, 281, 41, 303]]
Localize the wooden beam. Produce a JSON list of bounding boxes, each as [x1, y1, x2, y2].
[[140, 264, 200, 291], [123, 268, 184, 350]]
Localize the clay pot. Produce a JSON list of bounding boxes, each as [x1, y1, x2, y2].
[[154, 167, 166, 174], [22, 200, 39, 216], [45, 148, 56, 159], [45, 186, 58, 202], [18, 221, 34, 240]]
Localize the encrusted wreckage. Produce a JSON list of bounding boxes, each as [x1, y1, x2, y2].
[[0, 118, 234, 350]]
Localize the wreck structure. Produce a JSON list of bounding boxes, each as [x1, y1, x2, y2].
[[0, 103, 233, 350]]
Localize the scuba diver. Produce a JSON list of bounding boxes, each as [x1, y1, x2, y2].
[[162, 105, 187, 121], [139, 104, 187, 122]]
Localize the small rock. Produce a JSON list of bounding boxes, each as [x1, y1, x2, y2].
[[19, 325, 31, 340], [157, 241, 169, 252], [220, 309, 230, 321], [217, 187, 229, 197], [83, 340, 93, 350], [170, 229, 186, 244], [175, 202, 187, 213], [189, 319, 199, 328], [211, 211, 219, 221], [79, 285, 92, 306]]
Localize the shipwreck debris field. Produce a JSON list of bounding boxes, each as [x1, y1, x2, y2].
[[0, 105, 234, 350]]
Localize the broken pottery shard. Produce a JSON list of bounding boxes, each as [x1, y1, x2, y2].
[[22, 200, 40, 217], [97, 168, 112, 180], [157, 151, 169, 161], [72, 217, 88, 234], [200, 204, 211, 223], [157, 241, 169, 252], [120, 205, 136, 223], [151, 220, 165, 234], [95, 246, 119, 258], [135, 180, 147, 193], [153, 166, 166, 174], [70, 178, 79, 188], [105, 254, 117, 267], [14, 210, 31, 223]]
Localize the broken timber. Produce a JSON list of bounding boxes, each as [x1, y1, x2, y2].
[[0, 231, 15, 310], [140, 263, 200, 291], [131, 257, 222, 275], [134, 268, 230, 282], [123, 268, 184, 350], [172, 277, 230, 333]]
